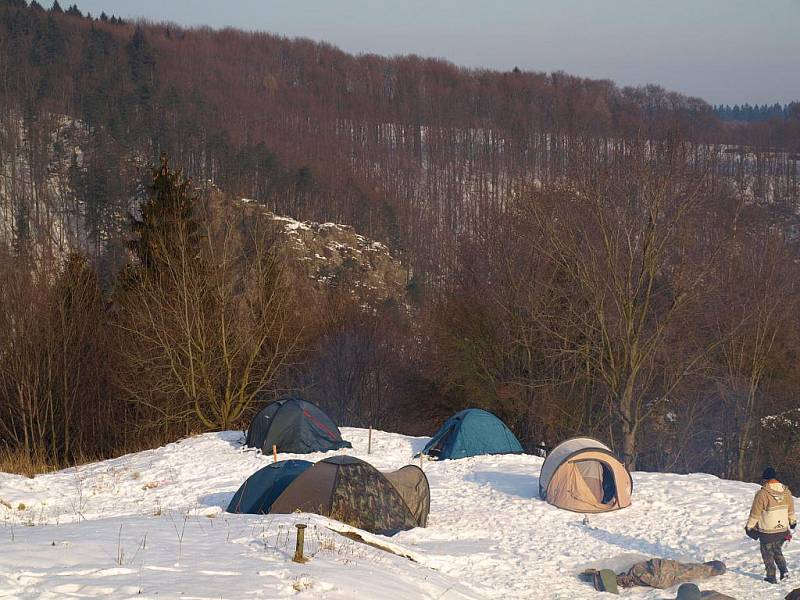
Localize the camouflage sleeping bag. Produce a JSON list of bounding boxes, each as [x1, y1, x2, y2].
[[616, 558, 726, 589]]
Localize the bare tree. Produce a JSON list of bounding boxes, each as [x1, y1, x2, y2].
[[115, 199, 302, 431], [714, 233, 796, 480], [529, 142, 734, 468], [0, 250, 111, 468]]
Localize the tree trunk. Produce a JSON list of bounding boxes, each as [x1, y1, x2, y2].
[[622, 422, 637, 471]]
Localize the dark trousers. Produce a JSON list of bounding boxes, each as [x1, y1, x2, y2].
[[760, 537, 788, 578]]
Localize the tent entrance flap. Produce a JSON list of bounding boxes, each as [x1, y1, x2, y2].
[[429, 427, 453, 457], [573, 459, 617, 505], [601, 463, 616, 504]]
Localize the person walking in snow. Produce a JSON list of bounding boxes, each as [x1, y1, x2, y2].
[[745, 467, 797, 584]]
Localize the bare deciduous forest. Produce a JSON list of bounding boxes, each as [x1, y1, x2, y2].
[[1, 2, 800, 485]]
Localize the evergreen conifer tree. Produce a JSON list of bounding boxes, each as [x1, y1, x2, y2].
[[128, 155, 200, 274], [0, 0, 29, 9]]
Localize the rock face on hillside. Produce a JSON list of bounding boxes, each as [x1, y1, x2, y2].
[[0, 112, 90, 259], [0, 112, 407, 303], [239, 199, 407, 304], [211, 194, 406, 305]]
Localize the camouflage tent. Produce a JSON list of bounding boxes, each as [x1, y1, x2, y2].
[[384, 465, 430, 527], [246, 397, 352, 454], [226, 459, 312, 514], [269, 456, 428, 535]]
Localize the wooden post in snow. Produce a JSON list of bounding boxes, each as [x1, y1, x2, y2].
[[272, 445, 278, 463], [368, 426, 373, 454], [293, 523, 308, 563]]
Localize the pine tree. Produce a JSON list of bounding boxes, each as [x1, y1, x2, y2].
[[50, 0, 62, 12], [127, 25, 157, 121], [66, 4, 82, 17], [44, 12, 65, 60], [128, 155, 200, 273]]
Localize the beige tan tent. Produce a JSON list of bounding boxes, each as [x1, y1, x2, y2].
[[539, 437, 632, 513]]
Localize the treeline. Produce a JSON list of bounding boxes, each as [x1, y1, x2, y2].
[[715, 102, 800, 123], [1, 0, 126, 24], [1, 3, 800, 486], [1, 0, 798, 281]]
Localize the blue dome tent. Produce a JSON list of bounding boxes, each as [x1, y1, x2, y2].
[[227, 459, 313, 514], [417, 409, 524, 460]]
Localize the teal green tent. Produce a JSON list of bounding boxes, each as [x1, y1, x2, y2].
[[226, 459, 313, 514], [418, 409, 524, 460]]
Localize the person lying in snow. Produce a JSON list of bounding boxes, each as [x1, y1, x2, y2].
[[615, 558, 727, 589], [744, 466, 797, 584], [664, 583, 735, 600], [583, 559, 726, 592]]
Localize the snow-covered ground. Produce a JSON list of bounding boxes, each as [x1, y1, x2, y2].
[[0, 428, 794, 599]]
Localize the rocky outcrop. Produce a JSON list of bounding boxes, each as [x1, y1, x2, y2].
[[237, 197, 407, 305]]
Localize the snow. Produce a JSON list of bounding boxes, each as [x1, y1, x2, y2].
[[269, 213, 312, 232], [762, 408, 800, 429], [0, 428, 795, 599]]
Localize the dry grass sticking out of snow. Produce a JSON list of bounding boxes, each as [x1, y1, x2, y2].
[[0, 428, 795, 599]]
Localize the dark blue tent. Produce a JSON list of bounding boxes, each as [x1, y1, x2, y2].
[[245, 397, 352, 454], [418, 409, 524, 459], [226, 459, 313, 514]]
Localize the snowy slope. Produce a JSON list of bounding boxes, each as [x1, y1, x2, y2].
[[0, 428, 795, 599]]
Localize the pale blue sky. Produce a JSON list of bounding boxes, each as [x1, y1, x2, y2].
[[67, 0, 800, 105]]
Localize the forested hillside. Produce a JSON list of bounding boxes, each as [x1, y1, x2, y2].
[[1, 2, 800, 487]]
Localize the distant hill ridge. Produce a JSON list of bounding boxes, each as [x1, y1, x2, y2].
[[0, 0, 798, 273]]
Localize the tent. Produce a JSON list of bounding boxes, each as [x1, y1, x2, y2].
[[418, 408, 524, 460], [226, 459, 312, 514], [539, 437, 632, 513], [269, 456, 428, 535], [245, 397, 352, 454], [384, 465, 430, 527]]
